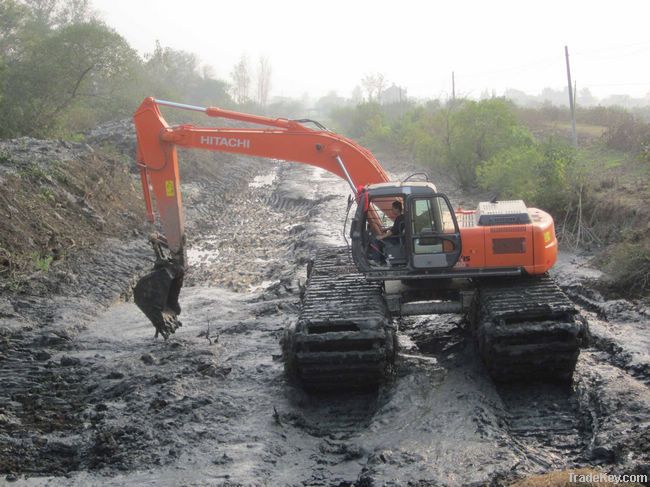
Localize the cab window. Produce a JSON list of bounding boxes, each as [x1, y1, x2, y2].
[[411, 196, 457, 254]]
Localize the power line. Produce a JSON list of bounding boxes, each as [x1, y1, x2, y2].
[[587, 81, 650, 88], [457, 57, 560, 79], [573, 40, 650, 56], [454, 41, 650, 81]]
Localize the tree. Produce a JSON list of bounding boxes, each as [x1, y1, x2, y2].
[[315, 90, 346, 114], [144, 40, 199, 98], [141, 42, 232, 107], [330, 102, 388, 143], [22, 0, 95, 29], [256, 55, 272, 106], [0, 0, 29, 58], [441, 98, 533, 188], [192, 75, 231, 108], [375, 73, 386, 103], [266, 97, 305, 119], [230, 54, 250, 104], [0, 1, 236, 137], [0, 0, 29, 105], [351, 85, 363, 104], [361, 74, 375, 102], [0, 20, 138, 136], [577, 87, 596, 107], [361, 73, 387, 103]]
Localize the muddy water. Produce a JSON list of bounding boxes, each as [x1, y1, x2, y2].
[[2, 162, 649, 486]]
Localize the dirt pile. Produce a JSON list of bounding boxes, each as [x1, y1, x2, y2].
[[0, 137, 146, 294], [84, 119, 136, 160]]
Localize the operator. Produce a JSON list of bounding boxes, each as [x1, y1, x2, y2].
[[367, 200, 404, 265], [378, 200, 405, 241]]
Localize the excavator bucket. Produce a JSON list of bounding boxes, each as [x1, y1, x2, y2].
[[133, 261, 183, 339]]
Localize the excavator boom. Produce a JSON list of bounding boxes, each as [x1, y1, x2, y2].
[[133, 97, 389, 338], [135, 98, 389, 253]]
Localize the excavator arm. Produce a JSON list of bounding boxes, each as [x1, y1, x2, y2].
[[133, 97, 390, 337]]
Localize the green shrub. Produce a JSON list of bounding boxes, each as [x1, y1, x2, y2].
[[603, 242, 650, 296], [477, 138, 574, 212], [32, 253, 53, 273]]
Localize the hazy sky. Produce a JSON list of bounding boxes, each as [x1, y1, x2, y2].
[[91, 0, 650, 101]]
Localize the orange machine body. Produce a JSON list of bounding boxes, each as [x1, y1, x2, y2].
[[454, 208, 557, 275], [134, 97, 557, 277]]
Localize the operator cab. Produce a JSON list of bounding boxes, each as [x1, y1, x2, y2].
[[350, 182, 462, 279]]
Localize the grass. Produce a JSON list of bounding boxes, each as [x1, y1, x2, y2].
[[62, 132, 86, 143], [575, 146, 634, 173], [0, 149, 11, 165], [32, 253, 53, 273], [19, 162, 50, 181], [542, 121, 608, 138], [602, 242, 650, 296], [40, 187, 56, 202]]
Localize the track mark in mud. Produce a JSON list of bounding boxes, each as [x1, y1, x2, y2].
[[574, 355, 650, 467], [182, 163, 336, 294], [401, 315, 466, 357], [397, 313, 594, 475], [259, 192, 338, 214], [577, 310, 650, 386], [555, 258, 650, 386], [282, 393, 380, 439], [497, 383, 590, 470]]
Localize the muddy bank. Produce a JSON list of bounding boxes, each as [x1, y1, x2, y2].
[[0, 136, 156, 477], [0, 137, 146, 286], [0, 138, 649, 485]]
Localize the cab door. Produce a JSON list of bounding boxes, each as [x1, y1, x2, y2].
[[408, 195, 462, 269]]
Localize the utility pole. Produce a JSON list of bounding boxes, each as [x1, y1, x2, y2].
[[452, 71, 456, 100], [564, 45, 578, 148]]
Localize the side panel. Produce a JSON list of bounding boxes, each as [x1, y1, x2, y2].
[[455, 208, 557, 275], [484, 225, 535, 268], [526, 208, 558, 275], [454, 227, 486, 269]]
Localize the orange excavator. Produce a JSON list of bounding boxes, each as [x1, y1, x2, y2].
[[133, 97, 588, 390]]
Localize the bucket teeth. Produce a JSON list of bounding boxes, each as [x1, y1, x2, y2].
[[134, 262, 184, 339]]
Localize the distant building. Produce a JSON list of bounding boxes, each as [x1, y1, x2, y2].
[[381, 84, 407, 104]]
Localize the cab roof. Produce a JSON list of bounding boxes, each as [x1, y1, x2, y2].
[[366, 181, 438, 197]]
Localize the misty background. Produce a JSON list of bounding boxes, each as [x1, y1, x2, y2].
[[90, 0, 650, 107]]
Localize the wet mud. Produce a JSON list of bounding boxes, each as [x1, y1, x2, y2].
[[1, 157, 649, 486]]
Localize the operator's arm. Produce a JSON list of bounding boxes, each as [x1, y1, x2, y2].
[[367, 216, 383, 236], [377, 228, 393, 240], [378, 215, 404, 240]]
